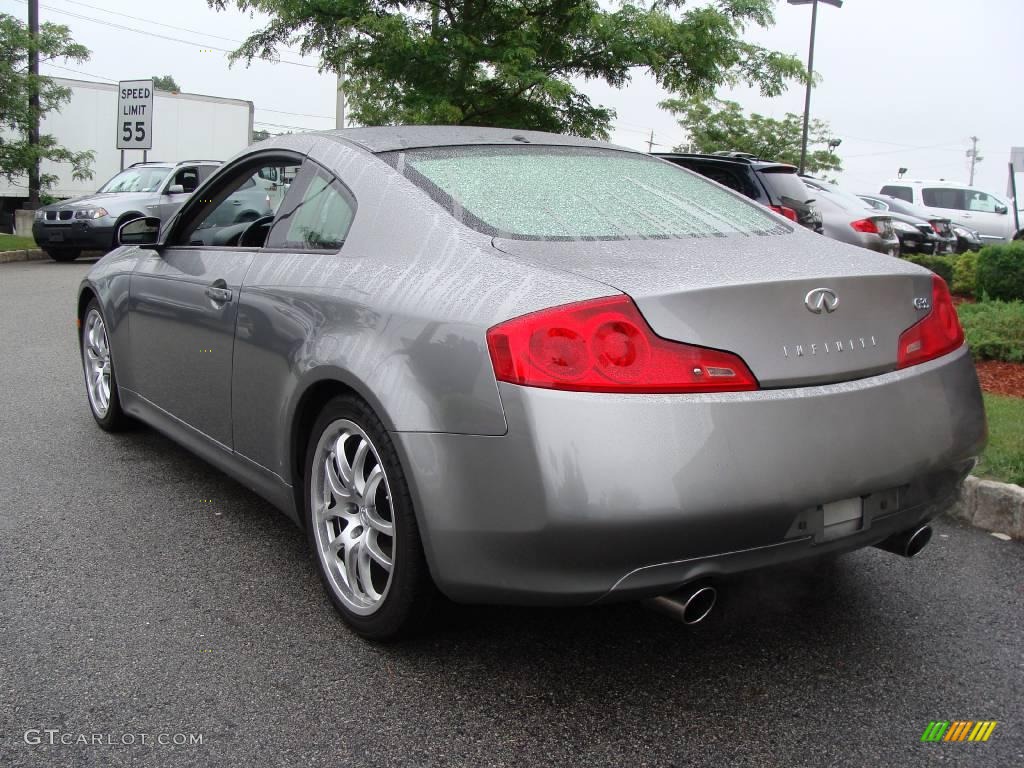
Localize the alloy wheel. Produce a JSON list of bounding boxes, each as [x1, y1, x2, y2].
[[83, 309, 112, 417], [310, 419, 396, 616]]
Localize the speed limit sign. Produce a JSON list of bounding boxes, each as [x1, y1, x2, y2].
[[116, 79, 154, 150]]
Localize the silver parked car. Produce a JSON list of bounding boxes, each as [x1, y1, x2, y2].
[[33, 161, 220, 261], [801, 177, 901, 256], [77, 127, 986, 639]]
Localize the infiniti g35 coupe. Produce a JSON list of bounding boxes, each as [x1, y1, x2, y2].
[[77, 127, 987, 639]]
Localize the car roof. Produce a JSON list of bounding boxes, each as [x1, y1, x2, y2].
[[881, 178, 990, 192], [654, 152, 797, 172], [127, 160, 220, 168], [318, 126, 627, 153]]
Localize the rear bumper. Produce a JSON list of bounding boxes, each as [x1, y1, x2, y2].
[[395, 346, 986, 605], [32, 221, 114, 251]]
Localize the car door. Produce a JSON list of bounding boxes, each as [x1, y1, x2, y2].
[[127, 154, 304, 447], [962, 189, 1011, 243]]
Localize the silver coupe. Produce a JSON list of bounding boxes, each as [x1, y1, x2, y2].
[[77, 127, 986, 639]]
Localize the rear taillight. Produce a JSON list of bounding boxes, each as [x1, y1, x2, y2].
[[929, 221, 942, 235], [769, 205, 799, 222], [897, 275, 964, 369], [486, 296, 759, 394], [850, 218, 879, 234]]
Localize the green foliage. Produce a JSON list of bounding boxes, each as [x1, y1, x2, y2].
[[659, 96, 841, 173], [904, 253, 956, 286], [0, 233, 36, 251], [977, 394, 1024, 487], [976, 241, 1024, 301], [952, 250, 979, 296], [0, 14, 95, 193], [151, 75, 180, 92], [208, 0, 804, 138], [957, 300, 1024, 363]]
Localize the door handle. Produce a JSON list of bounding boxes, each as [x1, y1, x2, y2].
[[231, 200, 242, 205], [205, 280, 233, 303]]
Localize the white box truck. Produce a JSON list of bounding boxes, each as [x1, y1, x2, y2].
[[2, 77, 253, 225]]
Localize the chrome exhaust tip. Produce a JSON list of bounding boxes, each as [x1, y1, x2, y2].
[[874, 524, 933, 558], [645, 584, 718, 625]]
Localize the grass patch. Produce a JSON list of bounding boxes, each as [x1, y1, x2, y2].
[[957, 300, 1024, 363], [0, 233, 37, 252], [977, 393, 1024, 486]]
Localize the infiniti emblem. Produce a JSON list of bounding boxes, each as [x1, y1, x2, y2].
[[805, 287, 839, 314]]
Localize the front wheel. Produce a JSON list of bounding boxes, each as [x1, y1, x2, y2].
[[81, 300, 130, 431], [304, 395, 435, 640], [47, 248, 81, 262]]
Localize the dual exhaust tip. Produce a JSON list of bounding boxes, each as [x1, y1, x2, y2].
[[645, 524, 933, 626]]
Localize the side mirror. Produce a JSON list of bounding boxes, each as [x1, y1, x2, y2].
[[995, 203, 1008, 215], [118, 216, 161, 248], [168, 184, 185, 195]]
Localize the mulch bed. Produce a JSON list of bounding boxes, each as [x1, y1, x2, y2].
[[974, 360, 1024, 398]]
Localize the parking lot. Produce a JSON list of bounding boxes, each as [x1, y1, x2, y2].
[[0, 258, 1021, 767]]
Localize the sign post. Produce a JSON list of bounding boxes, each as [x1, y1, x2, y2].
[[1010, 147, 1024, 236], [116, 79, 154, 163]]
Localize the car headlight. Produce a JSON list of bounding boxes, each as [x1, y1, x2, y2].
[[33, 208, 46, 221], [891, 220, 919, 234], [74, 207, 109, 220], [953, 225, 979, 239]]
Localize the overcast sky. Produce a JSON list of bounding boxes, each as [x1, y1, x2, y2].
[[5, 0, 1022, 198]]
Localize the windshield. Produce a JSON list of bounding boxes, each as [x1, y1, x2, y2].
[[98, 167, 172, 193], [805, 179, 873, 213], [385, 146, 785, 240]]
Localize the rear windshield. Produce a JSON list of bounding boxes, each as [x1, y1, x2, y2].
[[880, 185, 913, 203], [383, 146, 785, 241], [758, 168, 813, 205]]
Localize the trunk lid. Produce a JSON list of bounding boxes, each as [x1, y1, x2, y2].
[[492, 233, 934, 388]]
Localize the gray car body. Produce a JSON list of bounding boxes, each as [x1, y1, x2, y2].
[[77, 127, 986, 606], [801, 177, 901, 255], [34, 161, 220, 253]]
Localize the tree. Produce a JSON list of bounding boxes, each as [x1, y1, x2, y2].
[[209, 0, 804, 138], [0, 14, 94, 195], [661, 96, 842, 173], [152, 74, 180, 92]]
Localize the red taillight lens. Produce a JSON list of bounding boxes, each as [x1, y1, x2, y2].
[[769, 205, 799, 222], [850, 218, 879, 234], [930, 221, 942, 235], [486, 296, 759, 394], [897, 275, 965, 369]]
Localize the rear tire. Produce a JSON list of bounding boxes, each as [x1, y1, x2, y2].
[[47, 248, 81, 262], [304, 395, 435, 640]]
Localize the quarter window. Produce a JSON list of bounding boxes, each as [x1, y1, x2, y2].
[[268, 169, 355, 251]]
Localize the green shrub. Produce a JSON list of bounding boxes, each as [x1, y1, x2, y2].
[[976, 242, 1024, 301], [904, 253, 956, 285], [952, 251, 978, 296], [957, 300, 1024, 362]]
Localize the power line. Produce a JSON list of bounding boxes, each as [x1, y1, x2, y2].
[[12, 0, 316, 68], [844, 142, 970, 159]]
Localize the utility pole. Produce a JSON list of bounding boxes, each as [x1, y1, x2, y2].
[[967, 136, 982, 186], [646, 130, 655, 153], [27, 0, 40, 206]]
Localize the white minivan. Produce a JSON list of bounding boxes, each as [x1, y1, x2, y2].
[[879, 179, 1021, 244]]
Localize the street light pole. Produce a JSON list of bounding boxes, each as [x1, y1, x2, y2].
[[797, 0, 818, 175], [789, 0, 842, 175], [27, 0, 40, 206]]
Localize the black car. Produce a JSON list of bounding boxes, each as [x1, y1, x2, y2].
[[858, 194, 958, 254], [656, 152, 823, 233]]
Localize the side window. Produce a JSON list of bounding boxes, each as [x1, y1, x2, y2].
[[172, 167, 200, 193], [922, 187, 967, 210], [267, 168, 355, 251], [197, 165, 218, 183], [880, 185, 913, 203], [967, 191, 1000, 212], [173, 160, 301, 247]]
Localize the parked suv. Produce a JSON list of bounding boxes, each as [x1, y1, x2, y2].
[[878, 179, 1022, 245], [32, 160, 220, 261], [655, 152, 823, 233]]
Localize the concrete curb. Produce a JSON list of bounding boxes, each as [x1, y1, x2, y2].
[[949, 475, 1024, 539], [0, 249, 48, 264]]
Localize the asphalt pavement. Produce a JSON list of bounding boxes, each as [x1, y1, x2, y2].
[[1, 258, 1022, 768]]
